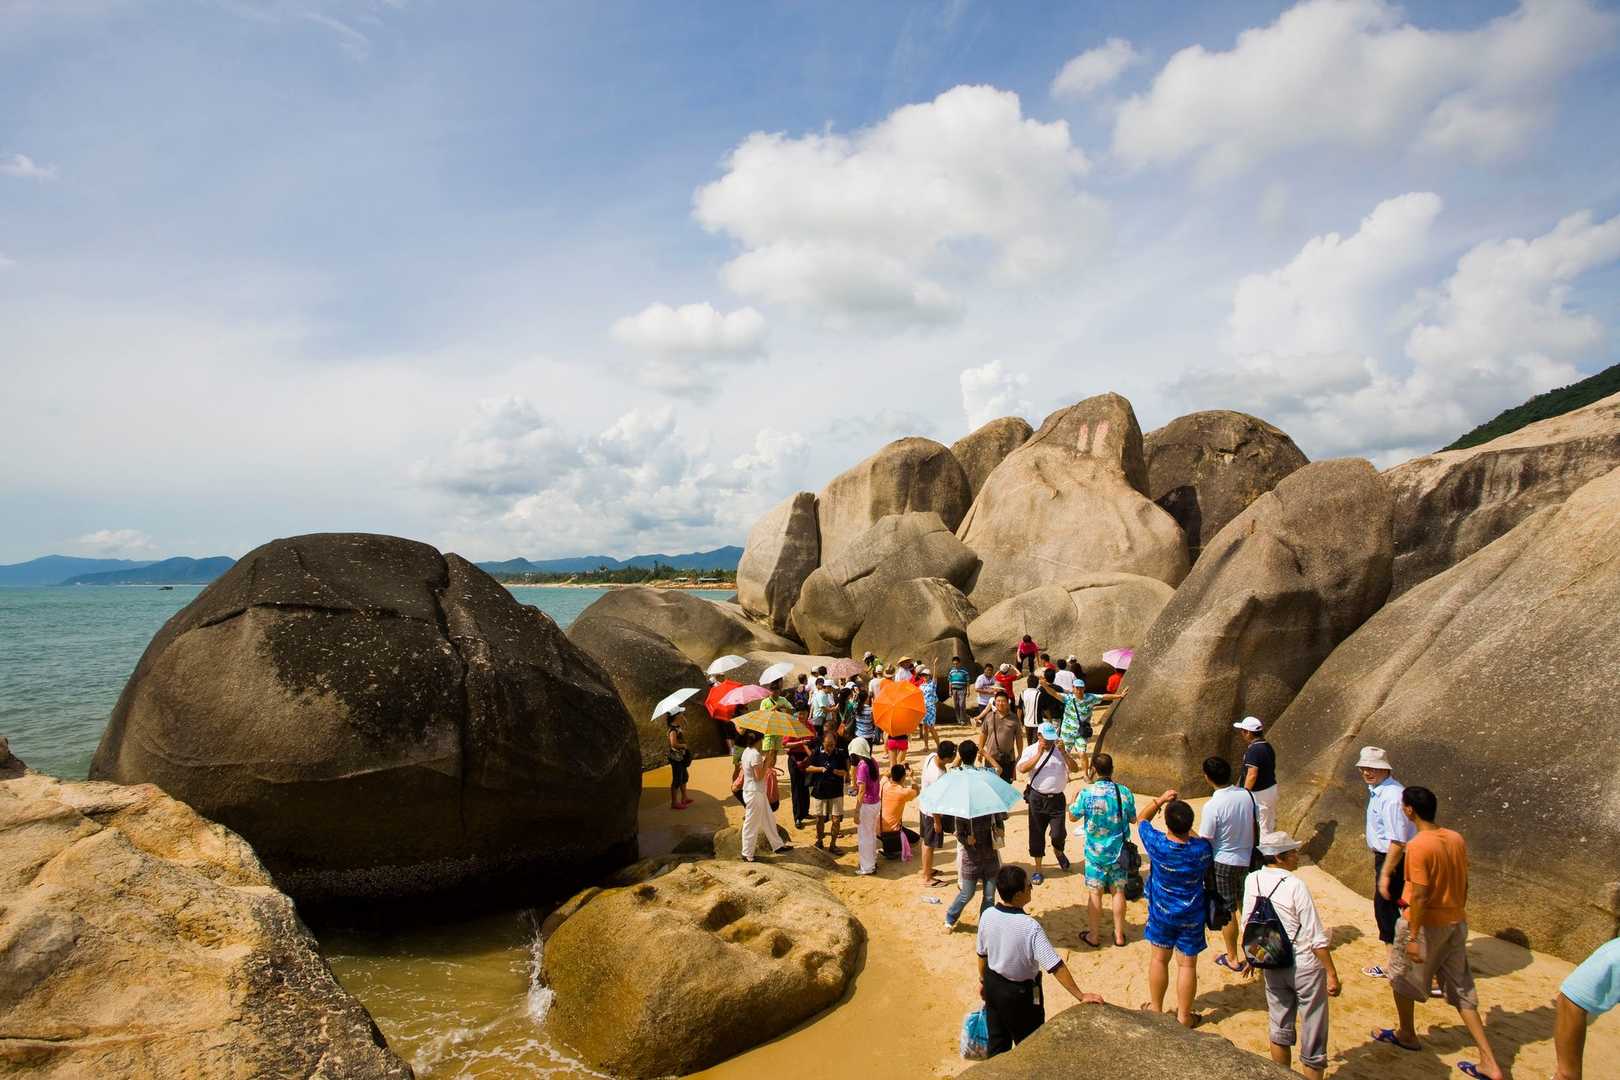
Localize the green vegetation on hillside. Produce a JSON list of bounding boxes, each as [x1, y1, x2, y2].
[[1443, 362, 1620, 451], [490, 563, 737, 586]]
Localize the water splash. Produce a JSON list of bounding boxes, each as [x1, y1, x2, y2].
[[524, 909, 556, 1023]]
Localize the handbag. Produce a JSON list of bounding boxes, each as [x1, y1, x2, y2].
[[766, 768, 780, 811], [1111, 782, 1145, 902]]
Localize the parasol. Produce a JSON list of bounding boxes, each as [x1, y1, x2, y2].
[[721, 684, 772, 708], [705, 680, 741, 721], [1101, 648, 1134, 670], [651, 687, 701, 722], [706, 654, 748, 676], [917, 767, 1021, 819], [826, 657, 866, 681], [873, 679, 926, 737], [733, 708, 812, 739]]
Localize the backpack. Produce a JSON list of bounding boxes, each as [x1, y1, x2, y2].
[[1242, 878, 1296, 970]]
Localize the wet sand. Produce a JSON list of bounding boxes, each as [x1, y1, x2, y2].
[[649, 738, 1619, 1080]]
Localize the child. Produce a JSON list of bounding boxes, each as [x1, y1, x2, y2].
[[666, 710, 693, 810]]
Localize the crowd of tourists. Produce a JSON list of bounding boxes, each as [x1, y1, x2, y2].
[[663, 646, 1616, 1079]]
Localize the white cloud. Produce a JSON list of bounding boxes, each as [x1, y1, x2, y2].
[[960, 359, 1032, 432], [610, 302, 765, 354], [693, 84, 1105, 325], [74, 528, 157, 555], [0, 153, 57, 181], [1051, 38, 1139, 99], [413, 396, 578, 498], [1113, 0, 1618, 181], [1177, 200, 1620, 458]]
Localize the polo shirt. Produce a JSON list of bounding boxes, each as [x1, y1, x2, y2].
[[1365, 776, 1416, 853], [1200, 785, 1258, 868], [1563, 938, 1620, 1017], [1243, 739, 1277, 792], [977, 904, 1063, 982], [949, 666, 971, 689]]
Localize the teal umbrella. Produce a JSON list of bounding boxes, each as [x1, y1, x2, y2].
[[917, 767, 1021, 819]]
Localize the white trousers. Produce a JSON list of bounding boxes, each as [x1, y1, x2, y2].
[[741, 787, 784, 858], [857, 801, 881, 872], [1253, 785, 1279, 833]]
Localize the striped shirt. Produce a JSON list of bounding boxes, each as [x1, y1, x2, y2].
[[976, 905, 1063, 982]]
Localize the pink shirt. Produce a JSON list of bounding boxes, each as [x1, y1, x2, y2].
[[857, 759, 882, 804]]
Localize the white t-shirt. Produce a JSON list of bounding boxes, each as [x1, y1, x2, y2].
[[868, 676, 883, 698], [1018, 741, 1069, 794], [1054, 669, 1077, 693], [974, 673, 995, 705], [740, 747, 764, 799], [1020, 687, 1042, 728], [1201, 786, 1259, 868], [921, 752, 947, 790], [1242, 866, 1330, 973]]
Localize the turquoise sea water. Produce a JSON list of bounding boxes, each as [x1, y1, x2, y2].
[[0, 585, 731, 780]]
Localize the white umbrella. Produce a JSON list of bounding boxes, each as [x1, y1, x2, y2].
[[758, 661, 795, 686], [651, 687, 702, 721], [706, 654, 748, 676]]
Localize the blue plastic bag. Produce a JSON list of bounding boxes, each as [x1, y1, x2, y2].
[[960, 1008, 989, 1059]]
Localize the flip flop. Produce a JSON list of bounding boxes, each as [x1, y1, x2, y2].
[[1456, 1064, 1495, 1079], [1078, 931, 1100, 949], [1371, 1029, 1421, 1052], [1114, 934, 1128, 947], [1031, 872, 1045, 885], [1215, 953, 1249, 974], [924, 877, 948, 887], [1363, 965, 1388, 978]]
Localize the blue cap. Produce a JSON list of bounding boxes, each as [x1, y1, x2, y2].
[[1038, 722, 1059, 740]]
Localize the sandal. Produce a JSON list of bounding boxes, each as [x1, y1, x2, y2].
[[1114, 933, 1128, 947], [1215, 953, 1249, 974], [1371, 1029, 1421, 1052], [1078, 931, 1100, 949], [1457, 1064, 1497, 1079]]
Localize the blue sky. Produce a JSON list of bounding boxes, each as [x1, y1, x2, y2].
[[3, 0, 1619, 562]]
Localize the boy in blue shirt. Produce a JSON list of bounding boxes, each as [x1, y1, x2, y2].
[[1137, 789, 1214, 1028]]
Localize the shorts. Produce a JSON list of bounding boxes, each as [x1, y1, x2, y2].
[[810, 796, 845, 819], [1145, 918, 1207, 957], [886, 736, 909, 751], [1388, 917, 1477, 1010], [1213, 862, 1251, 915], [1084, 859, 1126, 891], [920, 812, 956, 848]]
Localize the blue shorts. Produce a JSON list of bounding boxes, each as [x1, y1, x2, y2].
[[1145, 918, 1207, 956]]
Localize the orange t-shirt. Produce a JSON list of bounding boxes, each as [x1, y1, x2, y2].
[[1403, 827, 1469, 927], [881, 783, 917, 832]]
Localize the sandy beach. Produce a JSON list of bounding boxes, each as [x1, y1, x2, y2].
[[639, 737, 1618, 1079]]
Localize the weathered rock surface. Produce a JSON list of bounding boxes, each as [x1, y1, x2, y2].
[[951, 416, 1034, 499], [1276, 464, 1620, 963], [711, 825, 841, 876], [967, 574, 1174, 689], [90, 533, 641, 906], [731, 650, 841, 688], [0, 749, 412, 1079], [1384, 390, 1620, 597], [543, 859, 863, 1078], [566, 615, 726, 770], [790, 512, 979, 655], [958, 1003, 1292, 1078], [817, 437, 971, 564], [1145, 410, 1309, 563], [572, 586, 797, 669], [736, 491, 820, 636], [851, 577, 977, 669], [958, 394, 1189, 609], [1102, 460, 1393, 794]]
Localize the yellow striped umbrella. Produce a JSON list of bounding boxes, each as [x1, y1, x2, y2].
[[733, 707, 812, 739]]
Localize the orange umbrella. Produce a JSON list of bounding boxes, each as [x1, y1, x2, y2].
[[873, 679, 926, 737], [705, 680, 741, 721]]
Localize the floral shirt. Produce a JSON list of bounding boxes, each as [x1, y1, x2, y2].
[[1059, 692, 1100, 752], [1071, 780, 1136, 868], [921, 680, 938, 724], [1139, 819, 1214, 929]]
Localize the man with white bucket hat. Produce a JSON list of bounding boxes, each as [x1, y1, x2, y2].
[[1356, 746, 1417, 975]]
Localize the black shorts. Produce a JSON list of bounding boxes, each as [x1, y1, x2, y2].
[[920, 812, 957, 847]]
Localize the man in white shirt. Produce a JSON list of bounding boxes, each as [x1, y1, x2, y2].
[[977, 865, 1102, 1056], [810, 679, 834, 731], [1199, 756, 1260, 974], [918, 740, 957, 887], [1054, 657, 1079, 694], [1242, 831, 1341, 1080], [1356, 746, 1416, 967], [1016, 723, 1077, 885], [974, 664, 996, 709], [1019, 677, 1042, 743]]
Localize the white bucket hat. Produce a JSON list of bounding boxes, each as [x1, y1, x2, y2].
[[1355, 746, 1393, 771], [1258, 831, 1302, 856], [1233, 716, 1265, 733]]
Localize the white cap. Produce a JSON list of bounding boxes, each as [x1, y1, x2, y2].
[[998, 663, 1013, 673], [1233, 716, 1265, 733], [1258, 831, 1302, 856], [1355, 746, 1393, 771]]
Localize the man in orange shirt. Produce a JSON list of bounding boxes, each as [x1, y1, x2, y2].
[[879, 763, 920, 859], [1368, 786, 1505, 1080]]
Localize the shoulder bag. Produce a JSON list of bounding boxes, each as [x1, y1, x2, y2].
[[1021, 745, 1066, 818], [1110, 782, 1144, 901]]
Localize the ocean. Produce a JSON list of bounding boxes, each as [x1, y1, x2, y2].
[[0, 584, 731, 780]]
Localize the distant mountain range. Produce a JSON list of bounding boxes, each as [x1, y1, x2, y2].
[[1, 545, 744, 586]]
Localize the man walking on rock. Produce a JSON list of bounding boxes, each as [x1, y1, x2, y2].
[[1356, 746, 1416, 976]]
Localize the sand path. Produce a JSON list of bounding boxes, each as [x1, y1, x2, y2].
[[640, 738, 1618, 1079]]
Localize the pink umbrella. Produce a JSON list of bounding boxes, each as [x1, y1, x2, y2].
[[826, 658, 866, 680], [1101, 648, 1134, 670], [720, 683, 772, 707]]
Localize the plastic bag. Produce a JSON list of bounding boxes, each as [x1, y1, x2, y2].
[[900, 830, 913, 862], [960, 1008, 989, 1060]]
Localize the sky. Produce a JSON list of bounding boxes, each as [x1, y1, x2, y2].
[[3, 0, 1619, 563]]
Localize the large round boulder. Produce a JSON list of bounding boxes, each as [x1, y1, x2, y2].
[[1144, 410, 1308, 563], [967, 573, 1173, 689], [790, 512, 979, 655], [1383, 389, 1620, 597], [817, 436, 971, 564], [851, 577, 977, 669], [1102, 460, 1393, 794], [542, 859, 863, 1078], [1275, 464, 1620, 963], [957, 393, 1189, 610], [571, 586, 797, 669], [89, 533, 641, 906], [951, 416, 1034, 499], [736, 491, 820, 636], [0, 748, 412, 1078], [566, 615, 726, 770]]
